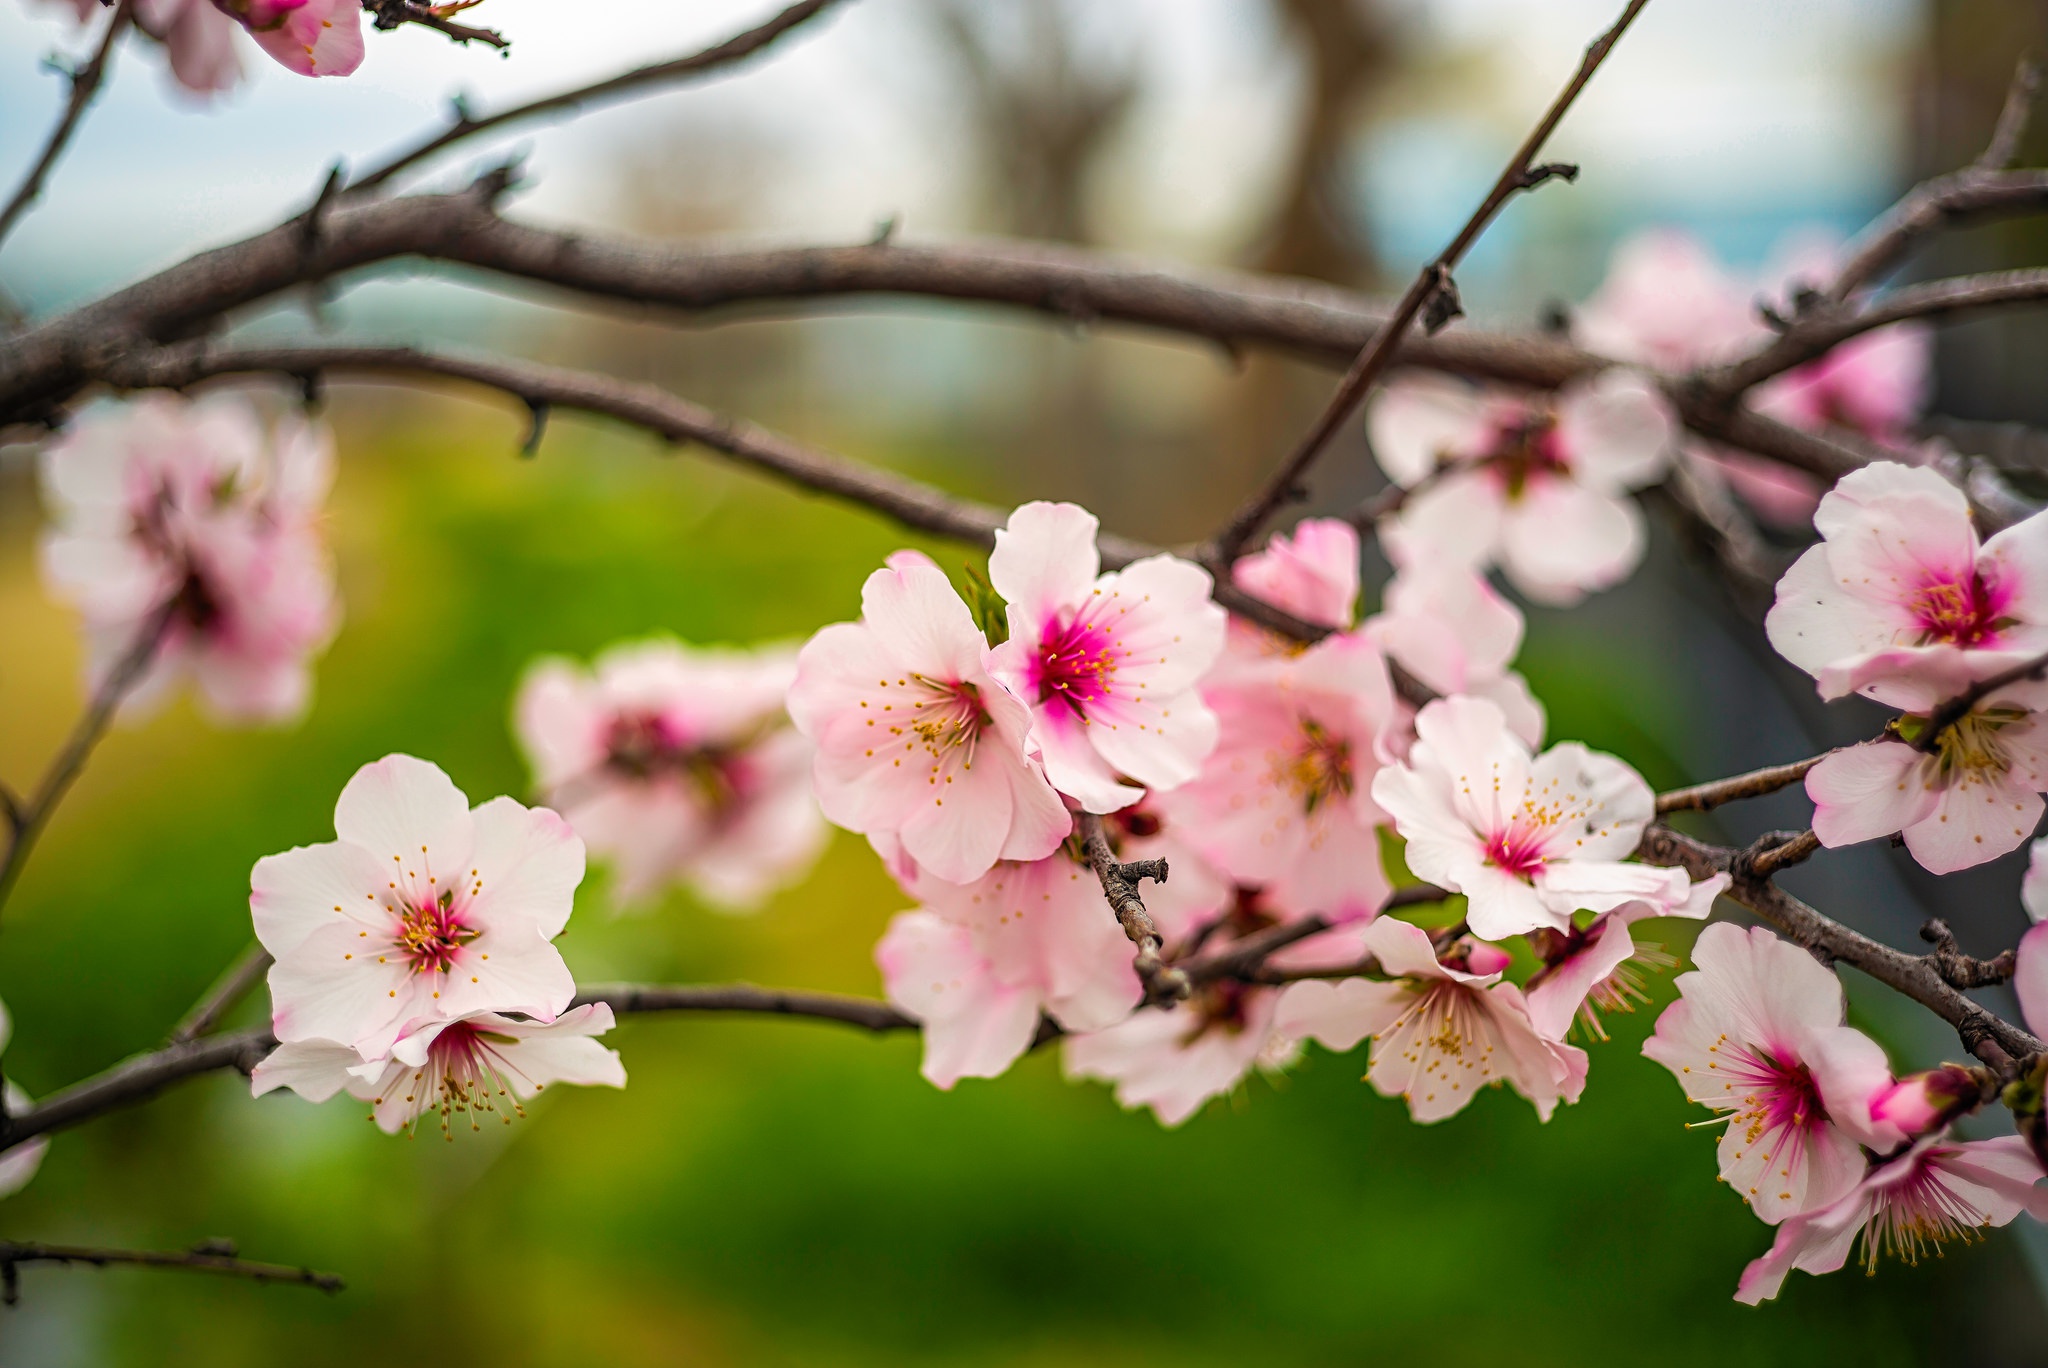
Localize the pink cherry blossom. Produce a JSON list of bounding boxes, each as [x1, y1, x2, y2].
[[515, 637, 825, 912], [0, 1001, 48, 1199], [1364, 545, 1544, 748], [40, 0, 245, 95], [984, 502, 1226, 813], [38, 393, 339, 725], [2012, 910, 2048, 1041], [1232, 516, 1358, 631], [1766, 461, 2048, 708], [875, 847, 1140, 1088], [1157, 632, 1396, 921], [1642, 923, 1901, 1225], [2024, 836, 2048, 923], [218, 0, 363, 76], [1868, 1065, 1983, 1143], [1574, 228, 1764, 372], [1803, 665, 2048, 875], [788, 553, 1067, 885], [1522, 871, 1726, 1041], [1367, 368, 1675, 605], [252, 1004, 625, 1136], [1276, 915, 1587, 1122], [1735, 1134, 2048, 1304], [252, 754, 584, 1060], [1369, 696, 1699, 941]]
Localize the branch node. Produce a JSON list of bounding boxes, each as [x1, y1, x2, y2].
[[1422, 265, 1464, 335], [297, 162, 345, 254], [868, 213, 899, 247], [520, 399, 549, 458], [1515, 160, 1580, 191]]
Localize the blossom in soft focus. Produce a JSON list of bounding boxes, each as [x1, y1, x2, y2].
[[1803, 671, 2048, 875], [38, 393, 339, 724], [1232, 516, 1359, 634], [1277, 915, 1586, 1122], [985, 502, 1226, 812], [0, 1000, 48, 1199], [1573, 228, 1763, 372], [1766, 462, 2048, 709], [1370, 696, 1695, 941], [216, 0, 363, 76], [1734, 1134, 2047, 1304], [1522, 872, 1726, 1042], [253, 754, 583, 1060], [1364, 545, 1544, 749], [2012, 909, 2048, 1042], [39, 0, 244, 94], [515, 638, 824, 912], [876, 848, 1140, 1088], [788, 551, 1067, 885], [1158, 632, 1396, 921], [1367, 369, 1674, 605], [1643, 923, 1901, 1225], [253, 1004, 625, 1136], [2025, 836, 2048, 923]]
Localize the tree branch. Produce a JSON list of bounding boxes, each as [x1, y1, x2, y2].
[[1203, 0, 1650, 563], [0, 0, 133, 253], [1655, 754, 1826, 814], [1075, 813, 1190, 1004], [363, 0, 506, 49], [169, 944, 273, 1045], [0, 1238, 342, 1305], [347, 0, 851, 193], [571, 982, 914, 1032]]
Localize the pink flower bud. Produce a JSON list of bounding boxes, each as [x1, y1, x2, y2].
[[1870, 1065, 1982, 1139], [1456, 939, 1514, 977]]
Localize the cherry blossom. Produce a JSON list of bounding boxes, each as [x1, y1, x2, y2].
[[1367, 368, 1675, 605], [1802, 665, 2048, 874], [876, 847, 1140, 1088], [1277, 915, 1587, 1122], [1364, 547, 1544, 749], [1230, 516, 1359, 641], [38, 393, 339, 725], [1522, 871, 1726, 1041], [0, 1000, 48, 1199], [1766, 461, 2048, 709], [1369, 696, 1699, 941], [253, 754, 583, 1060], [1158, 632, 1396, 921], [218, 0, 364, 76], [1574, 228, 1763, 372], [1868, 1066, 1984, 1143], [252, 1004, 625, 1137], [788, 551, 1067, 885], [2025, 836, 2048, 923], [984, 501, 1226, 812], [1735, 1134, 2047, 1304], [1642, 923, 1901, 1225], [515, 637, 824, 911]]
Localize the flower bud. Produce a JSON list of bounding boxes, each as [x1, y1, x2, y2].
[[1450, 937, 1514, 976], [1872, 1064, 1983, 1139]]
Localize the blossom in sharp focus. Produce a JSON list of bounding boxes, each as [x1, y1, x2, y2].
[[876, 846, 1141, 1088], [1370, 696, 1699, 941], [38, 393, 339, 725], [252, 1004, 625, 1137], [1642, 922, 1902, 1225], [1803, 665, 2048, 875], [253, 754, 583, 1060], [1364, 544, 1544, 749], [1522, 872, 1727, 1042], [515, 638, 825, 911], [0, 999, 48, 1199], [1766, 462, 2048, 709], [1157, 632, 1397, 922], [787, 550, 1067, 885], [1276, 915, 1587, 1123], [1734, 1134, 2048, 1304], [985, 501, 1227, 813], [1367, 368, 1675, 605], [215, 0, 364, 76]]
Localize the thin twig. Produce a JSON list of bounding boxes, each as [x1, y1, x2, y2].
[[0, 598, 174, 918], [1978, 55, 2043, 172], [1920, 919, 2018, 990], [572, 982, 914, 1032], [0, 0, 133, 252], [1203, 0, 1651, 563], [347, 0, 851, 193], [0, 1239, 341, 1306], [1655, 755, 1827, 814], [364, 0, 506, 48], [169, 945, 274, 1045], [1074, 813, 1190, 1004]]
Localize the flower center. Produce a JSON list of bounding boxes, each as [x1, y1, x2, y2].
[[1488, 416, 1571, 501], [906, 676, 989, 758], [1029, 613, 1121, 714], [1484, 824, 1549, 879], [1282, 720, 1352, 813], [376, 1021, 531, 1140], [1925, 709, 2025, 785], [393, 891, 478, 975], [1860, 1149, 1988, 1272], [1707, 1037, 1829, 1147], [604, 710, 684, 778], [603, 711, 752, 814], [1909, 570, 2008, 648]]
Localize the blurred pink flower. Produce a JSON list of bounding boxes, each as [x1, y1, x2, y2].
[[253, 754, 583, 1060], [1735, 1134, 2047, 1304], [788, 552, 1066, 885], [1370, 696, 1691, 941], [1643, 923, 1901, 1225], [1277, 916, 1587, 1123], [1574, 228, 1764, 372], [38, 393, 339, 724], [253, 1003, 625, 1136], [986, 501, 1226, 812], [1766, 462, 2048, 709], [876, 848, 1141, 1088], [1157, 632, 1396, 922], [1232, 516, 1358, 630], [1367, 369, 1674, 605], [0, 1001, 48, 1198], [515, 638, 825, 912]]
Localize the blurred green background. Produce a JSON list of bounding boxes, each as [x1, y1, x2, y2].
[[0, 406, 2037, 1366]]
